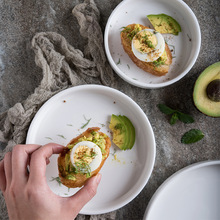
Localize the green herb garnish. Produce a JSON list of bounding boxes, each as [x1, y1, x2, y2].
[[121, 26, 131, 33], [116, 58, 121, 65], [127, 27, 141, 40], [110, 148, 117, 156], [91, 130, 96, 135], [99, 123, 105, 127], [121, 25, 142, 40], [50, 176, 62, 186], [57, 134, 66, 139], [181, 129, 204, 144], [81, 115, 91, 129], [158, 104, 194, 125], [153, 57, 165, 67], [45, 137, 53, 140], [84, 152, 97, 159], [75, 160, 91, 176], [142, 35, 155, 48]]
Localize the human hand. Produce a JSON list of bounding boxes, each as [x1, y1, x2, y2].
[[0, 143, 101, 220]]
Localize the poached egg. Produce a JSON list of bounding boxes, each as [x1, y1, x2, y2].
[[131, 29, 165, 62], [70, 141, 102, 173]]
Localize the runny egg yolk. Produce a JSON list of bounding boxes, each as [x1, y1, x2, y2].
[[131, 29, 165, 62], [70, 141, 102, 174]]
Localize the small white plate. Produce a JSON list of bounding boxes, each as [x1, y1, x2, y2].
[[144, 160, 220, 220], [104, 0, 201, 88], [26, 85, 156, 215]]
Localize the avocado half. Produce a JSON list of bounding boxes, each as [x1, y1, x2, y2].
[[147, 14, 181, 35], [193, 62, 220, 117]]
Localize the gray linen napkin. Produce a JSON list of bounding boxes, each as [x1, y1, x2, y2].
[[0, 0, 116, 219]]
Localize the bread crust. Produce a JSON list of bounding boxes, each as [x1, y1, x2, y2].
[[58, 127, 111, 188], [121, 24, 172, 76]]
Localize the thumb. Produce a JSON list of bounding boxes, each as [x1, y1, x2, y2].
[[67, 174, 102, 214]]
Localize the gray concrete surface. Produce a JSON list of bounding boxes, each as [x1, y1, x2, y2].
[[0, 0, 220, 219]]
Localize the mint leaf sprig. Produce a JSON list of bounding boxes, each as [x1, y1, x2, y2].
[[181, 129, 204, 144], [158, 104, 204, 144], [158, 104, 194, 125]]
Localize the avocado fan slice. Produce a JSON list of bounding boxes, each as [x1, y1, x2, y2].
[[109, 114, 135, 150], [147, 13, 181, 35], [119, 115, 135, 149]]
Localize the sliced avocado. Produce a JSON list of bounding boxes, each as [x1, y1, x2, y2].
[[118, 115, 130, 149], [109, 114, 128, 150], [109, 114, 135, 150], [65, 153, 70, 172], [147, 14, 181, 35], [160, 50, 167, 62], [66, 174, 76, 180], [193, 62, 220, 117], [119, 115, 135, 149]]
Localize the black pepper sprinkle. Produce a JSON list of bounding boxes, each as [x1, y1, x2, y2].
[[63, 100, 66, 103]]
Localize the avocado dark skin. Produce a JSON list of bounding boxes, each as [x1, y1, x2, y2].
[[206, 79, 220, 102]]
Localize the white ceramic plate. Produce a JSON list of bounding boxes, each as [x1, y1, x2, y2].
[[144, 160, 220, 220], [26, 85, 156, 215], [104, 0, 201, 88]]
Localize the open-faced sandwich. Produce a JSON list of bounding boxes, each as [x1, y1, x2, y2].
[[58, 127, 111, 188], [121, 24, 172, 76]]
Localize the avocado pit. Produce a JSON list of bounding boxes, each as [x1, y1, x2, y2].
[[206, 79, 220, 102]]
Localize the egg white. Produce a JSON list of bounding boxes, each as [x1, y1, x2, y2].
[[70, 141, 102, 173], [131, 29, 165, 62]]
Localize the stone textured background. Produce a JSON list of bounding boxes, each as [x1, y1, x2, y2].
[[0, 0, 219, 219]]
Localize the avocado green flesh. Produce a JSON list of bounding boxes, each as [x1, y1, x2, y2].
[[65, 153, 70, 171], [109, 114, 135, 150], [109, 114, 128, 150], [193, 62, 220, 117], [119, 115, 135, 149], [147, 14, 181, 35]]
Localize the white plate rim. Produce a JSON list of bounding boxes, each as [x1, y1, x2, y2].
[[104, 0, 201, 89], [143, 160, 220, 220], [26, 84, 156, 215]]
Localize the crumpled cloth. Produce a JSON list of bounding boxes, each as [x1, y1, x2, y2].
[[0, 0, 117, 219]]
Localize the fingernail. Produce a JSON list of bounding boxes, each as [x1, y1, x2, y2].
[[96, 173, 102, 184]]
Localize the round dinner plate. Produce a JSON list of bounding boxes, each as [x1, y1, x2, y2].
[[104, 0, 201, 88], [143, 160, 220, 220], [26, 85, 156, 215]]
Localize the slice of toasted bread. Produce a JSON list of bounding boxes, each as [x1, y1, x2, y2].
[[121, 24, 172, 76], [58, 127, 111, 188]]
